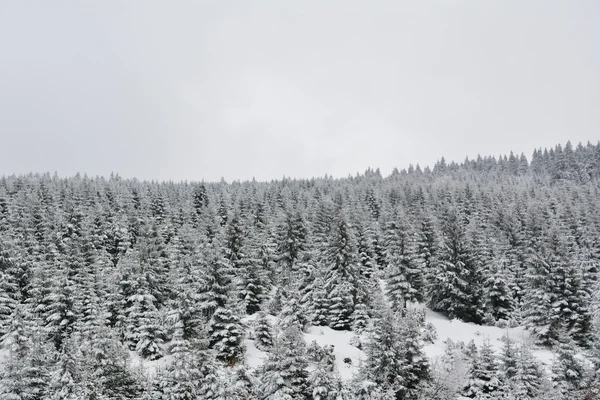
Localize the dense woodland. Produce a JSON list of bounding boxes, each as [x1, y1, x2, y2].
[[1, 140, 600, 399]]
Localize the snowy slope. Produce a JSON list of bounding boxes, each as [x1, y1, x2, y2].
[[242, 303, 554, 381], [303, 326, 365, 380], [0, 306, 556, 383], [414, 303, 555, 369]]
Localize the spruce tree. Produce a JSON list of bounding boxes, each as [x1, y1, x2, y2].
[[484, 254, 515, 322], [384, 210, 424, 310], [463, 339, 500, 398], [197, 244, 230, 320], [324, 214, 362, 330], [208, 305, 245, 366], [429, 207, 484, 323], [254, 311, 274, 351], [0, 243, 19, 339], [308, 361, 341, 400], [258, 325, 309, 399]]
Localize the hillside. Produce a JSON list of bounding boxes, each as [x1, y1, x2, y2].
[[0, 140, 599, 399]]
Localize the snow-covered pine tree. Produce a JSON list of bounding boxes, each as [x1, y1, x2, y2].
[[0, 242, 20, 339], [124, 272, 164, 360], [217, 365, 258, 400], [524, 224, 585, 345], [384, 209, 425, 311], [428, 206, 484, 323], [463, 338, 500, 398], [275, 210, 307, 285], [551, 332, 588, 397], [512, 341, 545, 399], [258, 325, 309, 399], [238, 240, 268, 315], [308, 360, 341, 400], [360, 307, 429, 399], [208, 304, 245, 366], [197, 244, 231, 320], [254, 311, 274, 350], [324, 213, 362, 330], [484, 253, 515, 323]]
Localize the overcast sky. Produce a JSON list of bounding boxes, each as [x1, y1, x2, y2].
[[0, 1, 598, 182]]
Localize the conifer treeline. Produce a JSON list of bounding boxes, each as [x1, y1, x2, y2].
[[0, 140, 599, 399]]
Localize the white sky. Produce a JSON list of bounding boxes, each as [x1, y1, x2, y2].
[[0, 1, 598, 182]]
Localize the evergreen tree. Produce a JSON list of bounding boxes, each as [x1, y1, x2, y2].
[[258, 326, 309, 399], [238, 243, 268, 315], [324, 214, 362, 330], [125, 275, 164, 360], [254, 311, 274, 351], [429, 207, 484, 323], [484, 254, 515, 322], [308, 361, 341, 400], [208, 305, 245, 366], [0, 243, 20, 339], [463, 339, 500, 398], [512, 342, 545, 399], [384, 210, 425, 311], [197, 245, 230, 320], [360, 308, 429, 399], [551, 333, 587, 397]]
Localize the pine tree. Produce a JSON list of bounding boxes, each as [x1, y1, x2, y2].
[[397, 309, 430, 398], [524, 225, 586, 345], [0, 243, 20, 339], [239, 244, 268, 315], [499, 335, 518, 382], [463, 339, 500, 398], [48, 337, 85, 400], [512, 342, 545, 399], [197, 244, 230, 320], [125, 275, 164, 360], [551, 333, 587, 397], [429, 207, 484, 324], [308, 361, 341, 400], [485, 254, 515, 322], [208, 305, 245, 366], [254, 311, 274, 351], [360, 307, 429, 399], [327, 280, 355, 331], [167, 250, 203, 341], [258, 325, 309, 399], [217, 365, 258, 400], [278, 292, 309, 332], [0, 304, 35, 400], [384, 210, 425, 310], [355, 220, 377, 280], [324, 214, 362, 330], [275, 210, 307, 284], [44, 265, 77, 351]]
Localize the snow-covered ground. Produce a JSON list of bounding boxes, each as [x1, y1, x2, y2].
[[414, 304, 555, 370], [242, 303, 554, 381], [0, 305, 556, 383], [0, 348, 8, 366], [303, 326, 365, 380]]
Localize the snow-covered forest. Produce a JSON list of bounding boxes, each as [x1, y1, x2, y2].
[[1, 140, 600, 399]]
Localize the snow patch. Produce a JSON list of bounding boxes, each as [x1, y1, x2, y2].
[[244, 338, 267, 370], [303, 326, 365, 381], [414, 304, 554, 368]]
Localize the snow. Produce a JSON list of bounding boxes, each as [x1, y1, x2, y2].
[[303, 326, 365, 380], [129, 350, 173, 378], [0, 305, 562, 383], [244, 338, 267, 369], [412, 303, 555, 369], [245, 302, 559, 382], [0, 348, 7, 365]]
